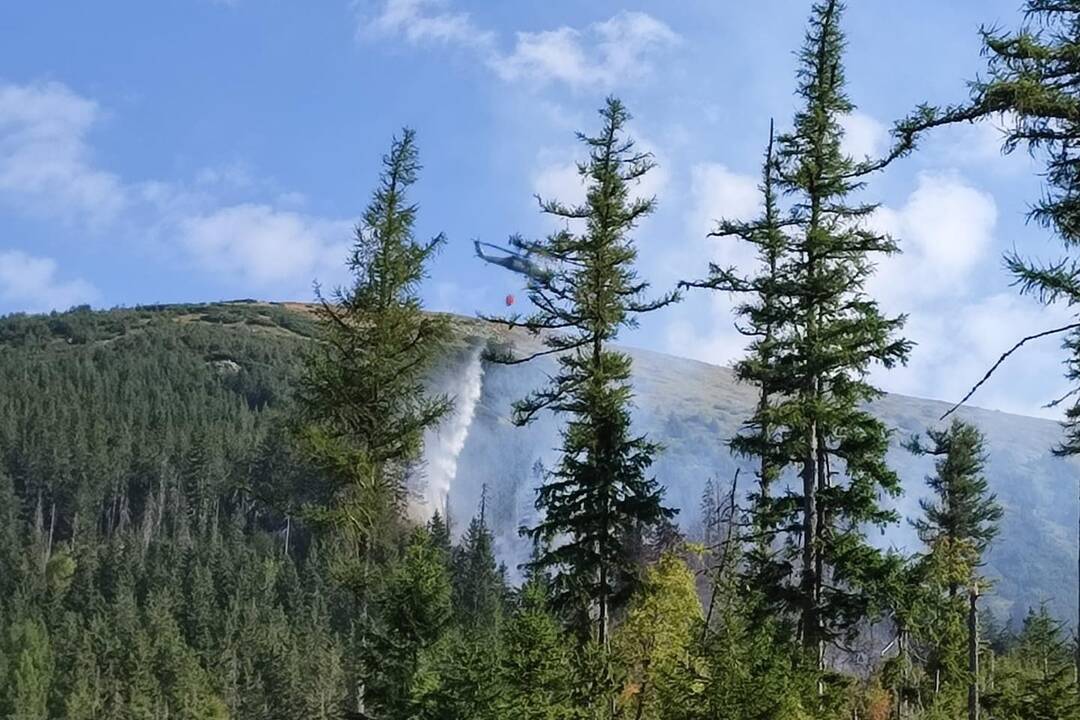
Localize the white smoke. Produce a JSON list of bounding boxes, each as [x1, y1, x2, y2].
[[416, 347, 486, 520]]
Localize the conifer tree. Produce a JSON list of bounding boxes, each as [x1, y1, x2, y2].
[[2, 614, 53, 720], [500, 581, 577, 720], [613, 553, 703, 720], [684, 0, 912, 674], [428, 510, 453, 563], [770, 0, 912, 670], [487, 97, 678, 645], [297, 127, 451, 552], [296, 129, 451, 716], [422, 629, 505, 720], [367, 528, 452, 719], [969, 4, 1080, 682], [961, 3, 1080, 457], [681, 122, 792, 621], [907, 420, 1002, 595], [985, 606, 1080, 720], [452, 497, 504, 629], [906, 420, 1002, 720]]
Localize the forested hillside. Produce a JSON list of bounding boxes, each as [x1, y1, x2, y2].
[[11, 0, 1080, 716], [0, 300, 1075, 718]]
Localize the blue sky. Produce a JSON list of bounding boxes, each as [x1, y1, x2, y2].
[[0, 0, 1074, 418]]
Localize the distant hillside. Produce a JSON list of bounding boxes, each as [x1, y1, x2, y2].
[[1, 300, 1076, 625]]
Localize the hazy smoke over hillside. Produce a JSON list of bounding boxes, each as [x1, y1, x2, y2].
[[407, 336, 1080, 624]]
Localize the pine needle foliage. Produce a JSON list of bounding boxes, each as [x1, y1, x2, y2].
[[485, 97, 679, 645]]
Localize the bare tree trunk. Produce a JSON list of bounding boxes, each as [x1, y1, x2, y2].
[[969, 584, 980, 720], [897, 628, 910, 720], [702, 470, 740, 642], [599, 562, 609, 648], [802, 418, 822, 677], [46, 501, 56, 565], [284, 515, 291, 557]]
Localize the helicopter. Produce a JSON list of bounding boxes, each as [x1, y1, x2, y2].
[[473, 237, 553, 286]]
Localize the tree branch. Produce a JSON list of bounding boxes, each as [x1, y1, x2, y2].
[[940, 321, 1080, 420]]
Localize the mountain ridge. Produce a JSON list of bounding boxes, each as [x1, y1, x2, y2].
[[1, 300, 1075, 626]]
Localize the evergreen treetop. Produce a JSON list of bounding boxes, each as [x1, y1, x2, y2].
[[297, 127, 452, 537], [486, 97, 678, 645]]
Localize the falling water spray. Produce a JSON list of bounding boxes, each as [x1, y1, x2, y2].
[[416, 346, 486, 521]]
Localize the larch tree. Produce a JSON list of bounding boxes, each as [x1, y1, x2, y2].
[[612, 553, 703, 720], [906, 2, 1080, 686], [974, 2, 1080, 686], [298, 127, 451, 539], [772, 0, 912, 672], [295, 127, 452, 715], [485, 97, 679, 647]]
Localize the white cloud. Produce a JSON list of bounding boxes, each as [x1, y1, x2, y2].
[[364, 0, 494, 48], [665, 293, 747, 369], [533, 158, 583, 206], [840, 110, 887, 160], [0, 81, 127, 225], [686, 163, 759, 240], [0, 81, 356, 301], [875, 292, 1073, 418], [861, 172, 1069, 417], [492, 11, 679, 89], [662, 163, 761, 365], [0, 251, 97, 313], [362, 2, 679, 91], [870, 172, 997, 308], [178, 204, 351, 289]]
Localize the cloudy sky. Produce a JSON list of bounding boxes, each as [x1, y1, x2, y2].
[[1, 0, 1074, 418]]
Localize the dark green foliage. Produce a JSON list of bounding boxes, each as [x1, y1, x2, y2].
[[499, 582, 577, 720], [984, 606, 1080, 719], [297, 127, 452, 545], [0, 303, 350, 718], [487, 97, 679, 645], [366, 528, 453, 718], [452, 501, 506, 629], [682, 0, 912, 673], [952, 2, 1080, 454], [907, 420, 1003, 566], [770, 0, 912, 661], [418, 629, 505, 720]]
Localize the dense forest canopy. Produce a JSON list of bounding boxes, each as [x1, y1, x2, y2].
[[8, 0, 1080, 718]]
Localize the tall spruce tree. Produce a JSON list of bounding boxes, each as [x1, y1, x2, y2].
[[907, 420, 1002, 720], [907, 420, 1002, 592], [297, 127, 451, 538], [686, 0, 912, 674], [772, 0, 911, 671], [681, 121, 791, 624], [452, 496, 504, 630], [486, 97, 678, 646], [367, 528, 453, 719], [296, 128, 452, 716], [500, 581, 577, 720]]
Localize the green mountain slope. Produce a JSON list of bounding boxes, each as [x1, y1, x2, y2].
[[0, 300, 1075, 626]]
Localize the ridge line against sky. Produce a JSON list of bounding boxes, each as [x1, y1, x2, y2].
[[0, 0, 1073, 419]]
